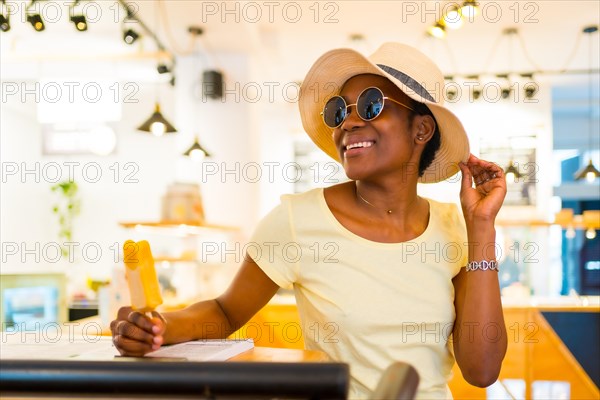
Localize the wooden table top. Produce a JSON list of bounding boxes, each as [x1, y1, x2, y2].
[[230, 346, 329, 362]]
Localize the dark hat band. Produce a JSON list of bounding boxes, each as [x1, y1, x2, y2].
[[376, 64, 436, 103]]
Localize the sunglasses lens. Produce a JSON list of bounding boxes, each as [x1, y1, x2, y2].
[[323, 96, 347, 128], [357, 87, 384, 120]]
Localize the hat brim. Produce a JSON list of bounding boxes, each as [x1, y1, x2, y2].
[[299, 48, 470, 183]]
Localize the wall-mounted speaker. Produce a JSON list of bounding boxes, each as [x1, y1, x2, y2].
[[203, 70, 223, 99]]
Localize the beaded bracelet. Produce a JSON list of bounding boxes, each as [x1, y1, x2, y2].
[[466, 260, 499, 272]]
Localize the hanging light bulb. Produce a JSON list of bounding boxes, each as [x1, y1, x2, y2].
[[575, 25, 600, 182], [444, 7, 464, 30], [183, 137, 211, 161], [189, 148, 205, 162], [135, 1, 178, 138], [427, 22, 446, 39], [585, 228, 597, 240], [566, 227, 576, 239], [137, 103, 177, 136], [505, 170, 515, 183], [151, 121, 166, 137], [575, 159, 600, 183], [504, 160, 521, 183], [460, 0, 479, 19]]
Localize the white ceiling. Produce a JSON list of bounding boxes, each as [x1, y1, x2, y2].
[[1, 0, 599, 86]]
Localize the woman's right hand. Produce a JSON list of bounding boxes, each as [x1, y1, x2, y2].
[[110, 306, 166, 357]]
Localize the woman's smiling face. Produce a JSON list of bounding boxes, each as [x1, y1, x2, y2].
[[332, 74, 425, 182]]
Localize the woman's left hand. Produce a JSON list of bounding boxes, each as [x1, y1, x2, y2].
[[459, 154, 507, 224]]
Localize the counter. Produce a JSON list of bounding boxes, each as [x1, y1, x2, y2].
[[235, 296, 600, 399]]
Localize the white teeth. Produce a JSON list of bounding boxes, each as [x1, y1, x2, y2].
[[346, 141, 374, 150]]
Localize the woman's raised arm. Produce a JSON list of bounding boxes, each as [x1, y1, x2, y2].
[[452, 154, 508, 387]]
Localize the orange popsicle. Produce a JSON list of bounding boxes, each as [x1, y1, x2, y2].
[[123, 240, 163, 313]]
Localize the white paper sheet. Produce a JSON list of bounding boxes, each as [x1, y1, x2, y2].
[[146, 339, 254, 361]]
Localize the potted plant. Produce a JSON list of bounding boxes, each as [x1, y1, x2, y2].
[[51, 180, 81, 257]]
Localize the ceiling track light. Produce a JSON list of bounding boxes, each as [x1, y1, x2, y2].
[[70, 15, 87, 31], [157, 63, 171, 74], [0, 14, 8, 32], [121, 5, 139, 45], [26, 0, 44, 31], [69, 0, 87, 31], [0, 0, 10, 32], [117, 0, 173, 62], [27, 13, 44, 31], [123, 28, 139, 44]]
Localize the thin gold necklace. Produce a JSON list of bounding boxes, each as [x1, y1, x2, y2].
[[355, 185, 393, 214]]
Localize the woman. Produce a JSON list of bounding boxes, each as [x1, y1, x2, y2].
[[111, 43, 507, 399]]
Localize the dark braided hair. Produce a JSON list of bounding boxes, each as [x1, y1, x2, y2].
[[408, 101, 441, 177]]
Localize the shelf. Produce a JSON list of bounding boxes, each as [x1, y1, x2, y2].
[[119, 221, 240, 236], [154, 256, 197, 263], [496, 219, 553, 227], [120, 221, 239, 230], [553, 210, 600, 229], [553, 183, 600, 201], [496, 214, 599, 229]]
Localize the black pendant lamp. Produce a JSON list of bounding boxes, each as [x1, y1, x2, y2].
[[504, 160, 522, 183], [575, 160, 600, 182], [574, 25, 600, 183], [183, 136, 211, 161], [136, 0, 177, 137], [137, 103, 177, 136]]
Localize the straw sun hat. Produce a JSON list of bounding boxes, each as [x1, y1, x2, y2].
[[298, 42, 470, 183]]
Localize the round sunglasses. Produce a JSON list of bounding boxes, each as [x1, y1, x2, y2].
[[321, 86, 415, 129]]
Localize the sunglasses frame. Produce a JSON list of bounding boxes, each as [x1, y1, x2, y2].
[[321, 86, 415, 129]]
